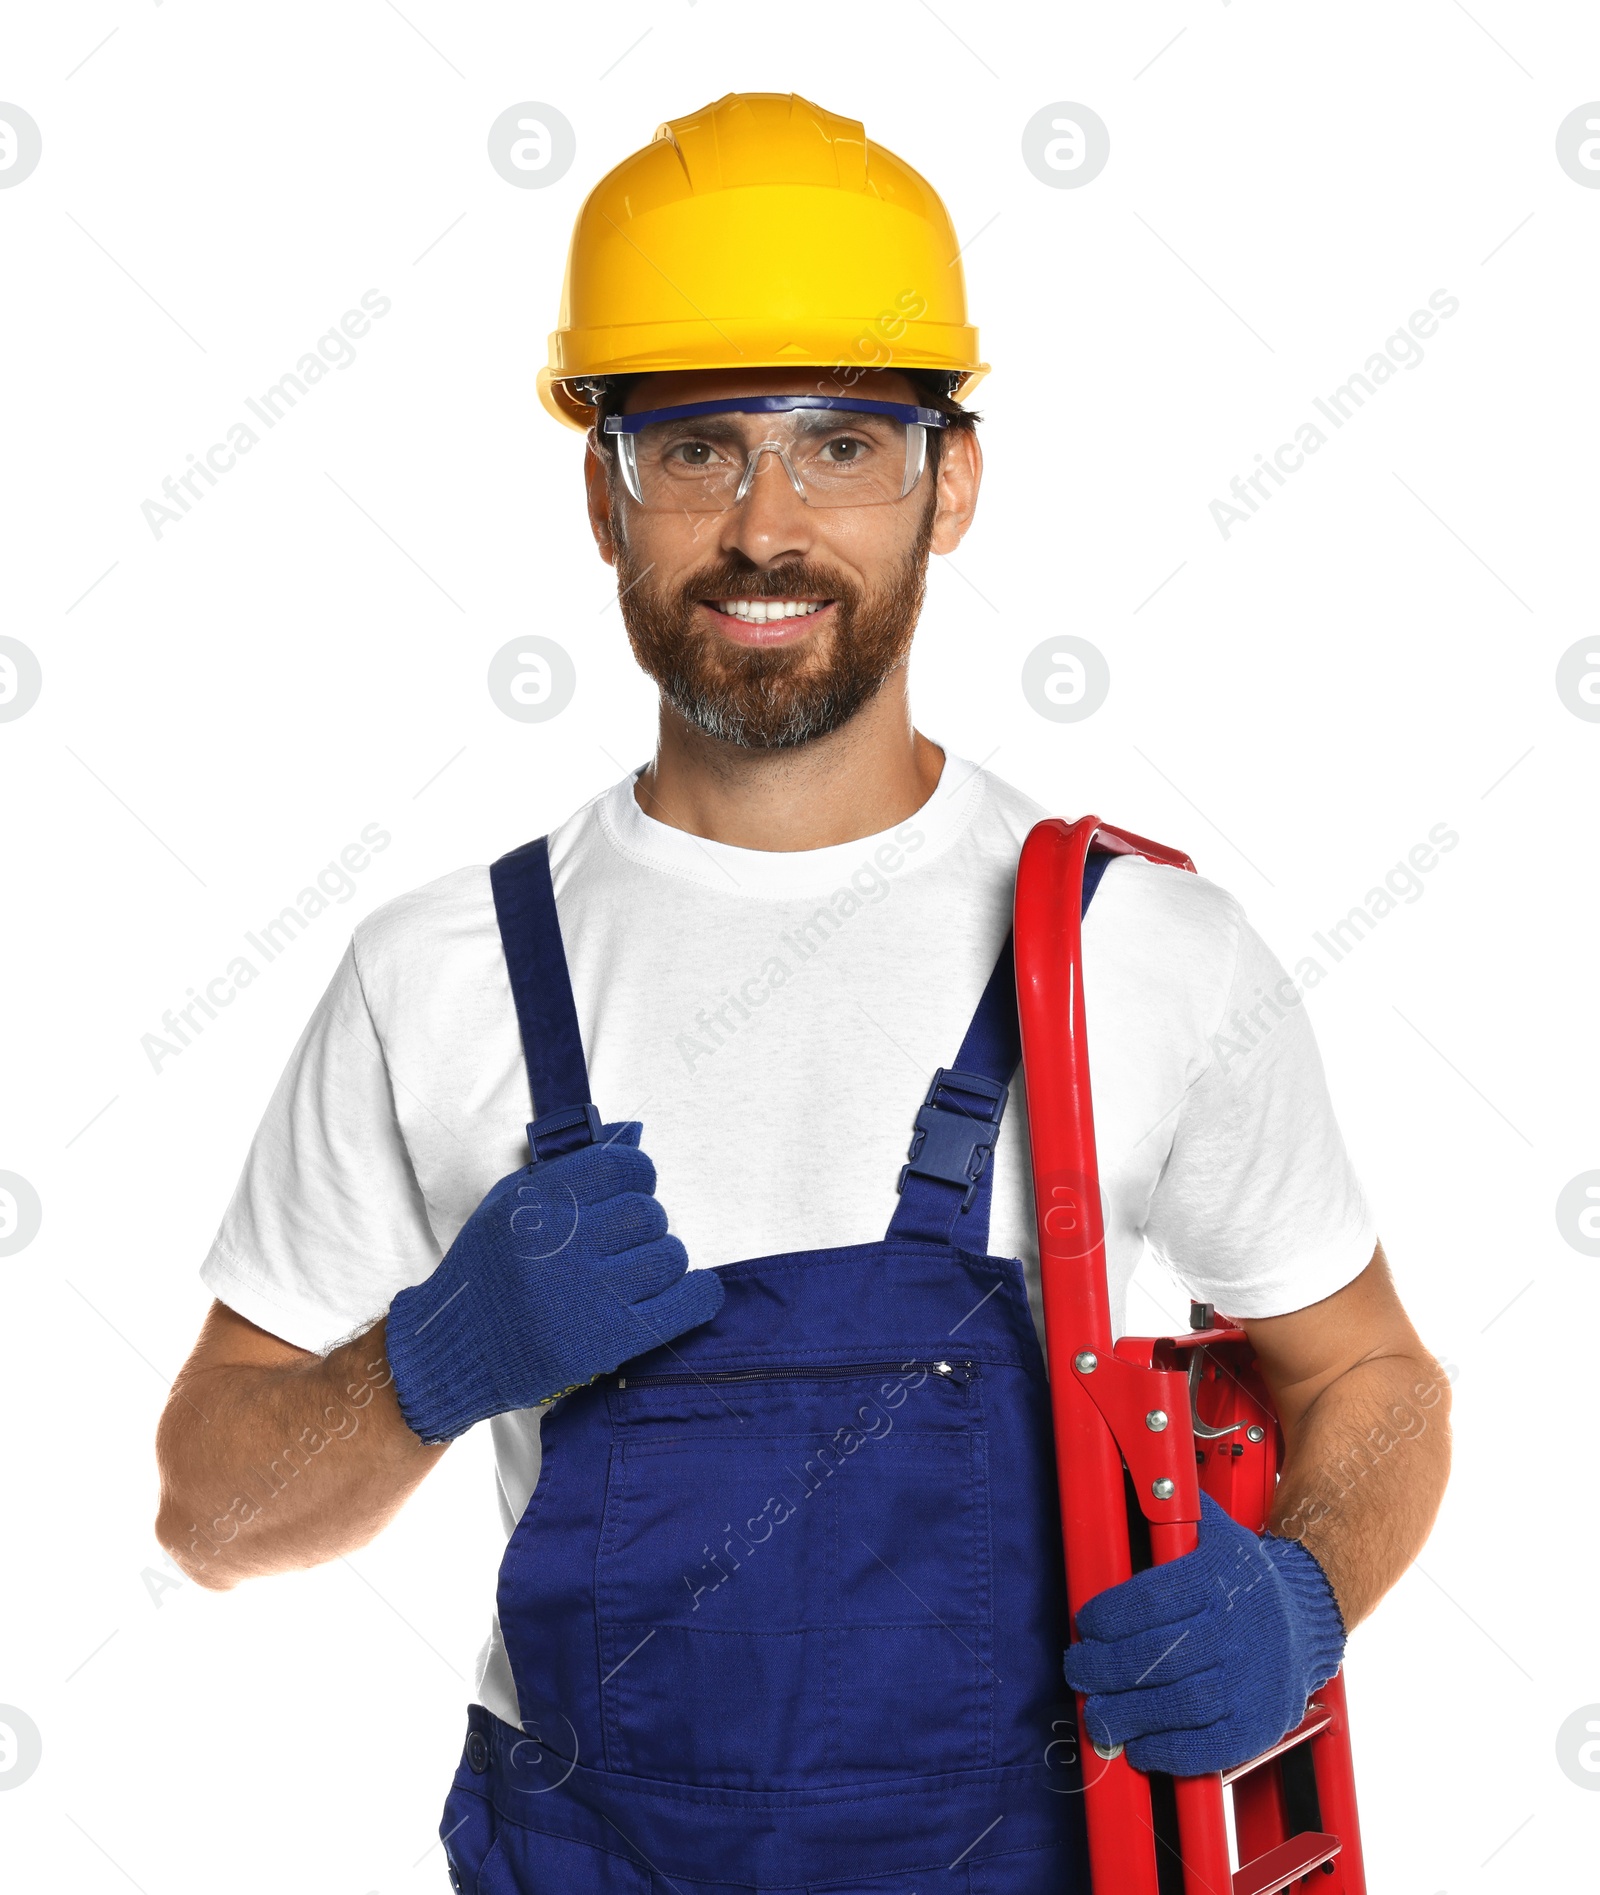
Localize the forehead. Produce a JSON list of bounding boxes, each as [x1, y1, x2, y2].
[[620, 366, 921, 414]]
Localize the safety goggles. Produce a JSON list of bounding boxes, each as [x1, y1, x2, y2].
[[599, 396, 950, 512]]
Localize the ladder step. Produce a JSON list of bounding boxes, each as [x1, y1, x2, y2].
[[1221, 1702, 1333, 1784], [1232, 1830, 1341, 1895]]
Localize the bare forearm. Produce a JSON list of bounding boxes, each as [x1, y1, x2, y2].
[[154, 1318, 443, 1588], [1268, 1349, 1452, 1627]]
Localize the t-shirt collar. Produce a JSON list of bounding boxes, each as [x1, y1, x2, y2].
[[595, 745, 986, 897]]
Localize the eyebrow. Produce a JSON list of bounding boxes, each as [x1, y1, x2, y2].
[[645, 410, 899, 443], [791, 409, 897, 437], [648, 415, 748, 444]]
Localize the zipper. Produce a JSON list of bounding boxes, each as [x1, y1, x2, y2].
[[615, 1358, 974, 1389]]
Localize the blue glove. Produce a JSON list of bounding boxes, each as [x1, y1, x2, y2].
[[385, 1121, 723, 1445], [1063, 1490, 1346, 1776]]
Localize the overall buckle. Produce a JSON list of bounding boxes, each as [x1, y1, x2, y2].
[[527, 1101, 602, 1163], [897, 1067, 1009, 1211]]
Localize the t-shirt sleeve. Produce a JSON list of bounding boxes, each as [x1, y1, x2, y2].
[[1142, 899, 1378, 1319], [199, 937, 444, 1355]]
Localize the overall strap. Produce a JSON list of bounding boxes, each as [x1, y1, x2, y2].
[[489, 836, 602, 1160], [886, 849, 1113, 1251]]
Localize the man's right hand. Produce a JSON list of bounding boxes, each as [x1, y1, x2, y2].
[[384, 1120, 723, 1445]]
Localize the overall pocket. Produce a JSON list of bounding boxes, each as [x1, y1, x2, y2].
[[594, 1359, 995, 1788]]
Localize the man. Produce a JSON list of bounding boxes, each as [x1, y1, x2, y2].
[[156, 93, 1449, 1893]]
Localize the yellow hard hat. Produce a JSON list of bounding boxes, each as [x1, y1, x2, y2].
[[536, 91, 988, 432]]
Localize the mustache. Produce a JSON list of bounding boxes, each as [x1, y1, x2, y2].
[[683, 562, 854, 605]]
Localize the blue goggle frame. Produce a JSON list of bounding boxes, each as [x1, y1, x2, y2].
[[600, 395, 952, 436]]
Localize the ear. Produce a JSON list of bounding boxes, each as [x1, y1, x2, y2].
[[584, 434, 619, 568], [929, 426, 982, 557]]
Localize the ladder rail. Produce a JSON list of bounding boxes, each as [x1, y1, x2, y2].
[[1015, 815, 1367, 1895]]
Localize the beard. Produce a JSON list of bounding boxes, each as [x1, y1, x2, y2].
[[611, 498, 935, 750]]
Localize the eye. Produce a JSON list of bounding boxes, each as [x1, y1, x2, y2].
[[664, 439, 721, 467], [817, 434, 872, 464]]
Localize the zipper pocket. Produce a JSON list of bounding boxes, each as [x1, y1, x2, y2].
[[615, 1358, 975, 1389]]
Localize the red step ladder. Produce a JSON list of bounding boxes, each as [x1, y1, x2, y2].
[[1015, 815, 1367, 1895]]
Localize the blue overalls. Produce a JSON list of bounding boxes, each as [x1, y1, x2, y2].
[[438, 836, 1112, 1894]]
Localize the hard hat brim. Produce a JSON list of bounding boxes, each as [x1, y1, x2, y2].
[[538, 330, 988, 434]]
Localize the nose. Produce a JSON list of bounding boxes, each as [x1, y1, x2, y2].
[[715, 446, 819, 570]]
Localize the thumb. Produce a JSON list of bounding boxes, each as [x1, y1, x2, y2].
[[637, 1267, 725, 1343]]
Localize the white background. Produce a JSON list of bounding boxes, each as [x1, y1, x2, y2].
[[2, 4, 1596, 1891]]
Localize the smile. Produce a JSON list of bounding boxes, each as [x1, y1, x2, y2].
[[712, 599, 830, 623], [697, 597, 838, 646]]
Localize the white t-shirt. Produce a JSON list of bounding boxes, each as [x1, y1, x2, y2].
[[201, 755, 1377, 1729]]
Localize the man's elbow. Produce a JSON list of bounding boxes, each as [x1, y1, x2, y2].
[[1399, 1345, 1454, 1521], [155, 1528, 239, 1593], [153, 1395, 240, 1591], [1408, 1346, 1454, 1441], [152, 1500, 241, 1591]]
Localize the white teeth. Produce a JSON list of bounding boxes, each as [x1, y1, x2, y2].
[[715, 599, 826, 622]]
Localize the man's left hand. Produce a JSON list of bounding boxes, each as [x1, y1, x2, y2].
[[1063, 1491, 1347, 1776]]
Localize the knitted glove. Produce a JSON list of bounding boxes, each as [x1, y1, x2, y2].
[[1063, 1490, 1346, 1776], [385, 1119, 723, 1445]]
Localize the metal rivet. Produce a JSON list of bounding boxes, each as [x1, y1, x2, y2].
[[1246, 1425, 1266, 1443], [1074, 1351, 1098, 1373], [1151, 1477, 1176, 1500], [1092, 1740, 1124, 1760], [1145, 1409, 1168, 1432]]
